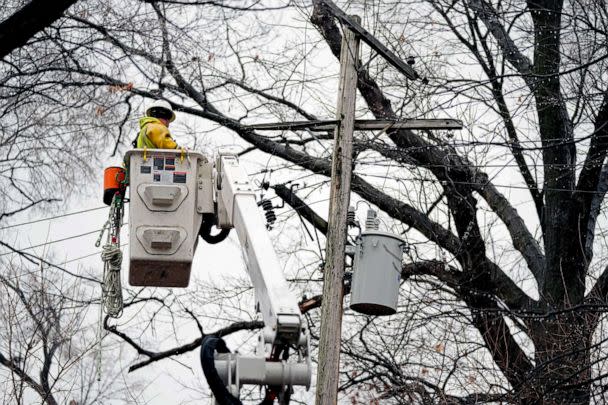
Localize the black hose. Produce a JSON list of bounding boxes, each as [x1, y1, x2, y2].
[[200, 336, 242, 405], [200, 336, 289, 405], [199, 214, 231, 244]]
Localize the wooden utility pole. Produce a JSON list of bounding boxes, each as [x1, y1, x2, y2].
[[315, 17, 360, 405], [247, 4, 461, 400]]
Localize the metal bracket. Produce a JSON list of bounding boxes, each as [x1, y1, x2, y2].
[[319, 0, 420, 80]]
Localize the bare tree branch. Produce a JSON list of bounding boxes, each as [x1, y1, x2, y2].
[[0, 0, 79, 60], [0, 352, 58, 405], [126, 320, 264, 372], [310, 0, 546, 282]]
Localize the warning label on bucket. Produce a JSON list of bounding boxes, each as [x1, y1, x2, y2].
[[173, 172, 187, 183]]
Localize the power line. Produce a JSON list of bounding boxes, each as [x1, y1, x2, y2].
[[0, 240, 100, 284], [64, 243, 130, 265], [0, 202, 129, 231], [0, 205, 110, 231], [358, 173, 608, 195], [63, 250, 107, 265], [0, 224, 129, 257], [1, 242, 131, 284]]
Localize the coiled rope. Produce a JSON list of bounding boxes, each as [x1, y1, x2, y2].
[[101, 243, 123, 317], [96, 180, 126, 383], [96, 193, 125, 318]]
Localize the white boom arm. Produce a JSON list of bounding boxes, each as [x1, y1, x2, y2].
[[212, 153, 311, 400]]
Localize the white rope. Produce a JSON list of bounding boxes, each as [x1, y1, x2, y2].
[[97, 192, 125, 318], [96, 191, 125, 383], [101, 243, 123, 317]]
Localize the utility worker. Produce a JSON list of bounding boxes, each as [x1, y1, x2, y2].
[[135, 100, 178, 149]]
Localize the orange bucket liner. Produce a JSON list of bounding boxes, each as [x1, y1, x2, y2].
[[103, 166, 127, 205]]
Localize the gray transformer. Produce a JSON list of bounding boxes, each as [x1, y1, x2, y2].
[[125, 149, 214, 287], [349, 231, 406, 316]]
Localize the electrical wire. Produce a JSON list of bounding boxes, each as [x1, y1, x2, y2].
[[0, 223, 128, 257], [0, 240, 100, 284], [0, 205, 110, 230], [0, 242, 130, 284], [66, 243, 129, 265], [0, 230, 101, 257], [357, 172, 608, 195]]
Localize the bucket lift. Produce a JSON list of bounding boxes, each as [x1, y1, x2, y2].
[[123, 148, 311, 404]]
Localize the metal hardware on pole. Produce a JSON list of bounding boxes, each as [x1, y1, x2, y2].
[[318, 0, 420, 81]]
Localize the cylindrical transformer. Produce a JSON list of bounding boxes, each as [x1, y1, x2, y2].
[[350, 231, 405, 316]]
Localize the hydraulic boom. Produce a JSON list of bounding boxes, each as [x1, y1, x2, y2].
[[210, 153, 311, 403]]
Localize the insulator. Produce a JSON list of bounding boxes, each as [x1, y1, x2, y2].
[[265, 209, 277, 225], [259, 199, 276, 229], [365, 209, 379, 231], [260, 199, 273, 211], [347, 206, 356, 227]]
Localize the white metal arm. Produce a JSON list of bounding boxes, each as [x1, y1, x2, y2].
[[212, 153, 310, 401], [216, 154, 305, 347]]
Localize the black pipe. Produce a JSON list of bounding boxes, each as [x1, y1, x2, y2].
[[200, 336, 242, 405], [199, 214, 231, 244]]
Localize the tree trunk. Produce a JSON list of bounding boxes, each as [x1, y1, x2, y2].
[[524, 314, 592, 404]]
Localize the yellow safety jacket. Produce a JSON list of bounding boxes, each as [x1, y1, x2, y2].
[[136, 117, 178, 149]]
